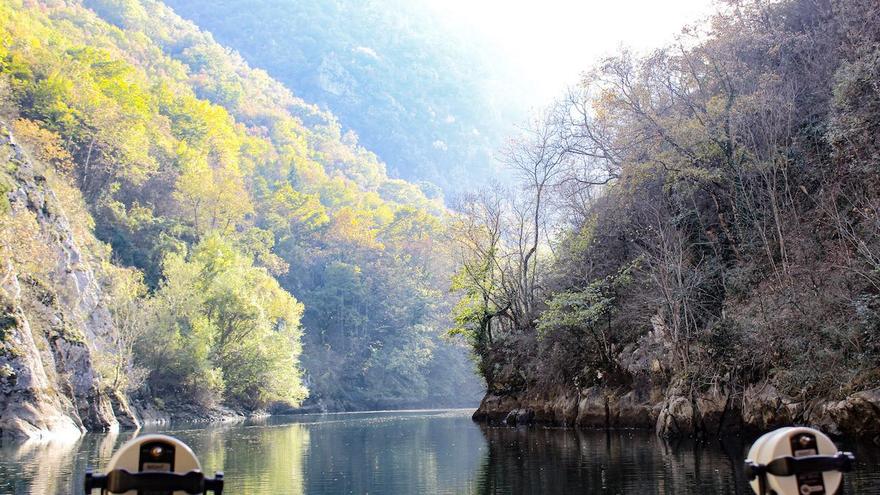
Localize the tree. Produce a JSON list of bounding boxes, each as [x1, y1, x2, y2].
[[138, 236, 307, 408], [173, 145, 253, 236], [537, 260, 639, 384]]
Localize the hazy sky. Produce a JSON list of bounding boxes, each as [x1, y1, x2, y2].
[[424, 0, 716, 105]]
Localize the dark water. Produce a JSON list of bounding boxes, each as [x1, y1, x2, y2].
[[1, 409, 879, 494]]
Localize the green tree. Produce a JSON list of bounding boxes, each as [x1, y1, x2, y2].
[[138, 235, 307, 408]]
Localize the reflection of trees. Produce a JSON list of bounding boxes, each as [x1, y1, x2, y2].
[[0, 430, 142, 494], [474, 426, 745, 494], [836, 439, 880, 494], [182, 423, 310, 494], [302, 413, 486, 493], [1, 436, 82, 494], [3, 416, 879, 494]]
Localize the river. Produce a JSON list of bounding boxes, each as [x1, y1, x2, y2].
[[1, 409, 879, 494]]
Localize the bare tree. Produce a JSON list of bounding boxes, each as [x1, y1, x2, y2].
[[502, 111, 570, 322]]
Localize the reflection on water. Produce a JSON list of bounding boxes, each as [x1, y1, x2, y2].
[[1, 409, 879, 494], [173, 421, 310, 494], [474, 426, 880, 495], [0, 429, 139, 494], [474, 426, 745, 494]]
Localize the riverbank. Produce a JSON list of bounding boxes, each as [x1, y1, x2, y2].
[[131, 399, 269, 428], [472, 385, 880, 444]]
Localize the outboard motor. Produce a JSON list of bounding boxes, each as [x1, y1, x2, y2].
[[84, 434, 223, 494], [744, 427, 855, 495]]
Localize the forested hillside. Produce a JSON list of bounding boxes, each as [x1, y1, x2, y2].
[[5, 0, 877, 445], [457, 0, 880, 438], [159, 0, 524, 193], [1, 0, 479, 436]]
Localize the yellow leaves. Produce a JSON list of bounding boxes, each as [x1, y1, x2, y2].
[[102, 261, 147, 305], [592, 88, 619, 122], [238, 132, 272, 175], [174, 144, 253, 235], [381, 205, 441, 250], [372, 202, 394, 227], [263, 183, 329, 234], [30, 74, 77, 129], [0, 199, 54, 279], [327, 206, 383, 250], [11, 118, 74, 175], [292, 158, 328, 188], [271, 117, 309, 157], [95, 65, 150, 116], [169, 96, 239, 163]]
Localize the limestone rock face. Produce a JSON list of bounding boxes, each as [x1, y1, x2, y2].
[[654, 392, 694, 438], [741, 384, 796, 431], [471, 313, 880, 440], [836, 390, 880, 440], [475, 385, 659, 430], [806, 390, 880, 441], [0, 125, 137, 439], [575, 387, 609, 427], [473, 374, 880, 440], [0, 284, 83, 439]]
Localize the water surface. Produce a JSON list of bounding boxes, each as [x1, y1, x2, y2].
[[1, 409, 878, 494]]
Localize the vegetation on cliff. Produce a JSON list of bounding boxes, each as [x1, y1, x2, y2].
[[1, 0, 479, 424], [5, 0, 877, 440], [453, 0, 880, 436]]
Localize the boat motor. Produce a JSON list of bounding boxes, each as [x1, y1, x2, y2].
[[84, 434, 223, 494], [744, 426, 855, 495]]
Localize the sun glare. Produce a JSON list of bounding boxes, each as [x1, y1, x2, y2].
[[424, 0, 715, 102]]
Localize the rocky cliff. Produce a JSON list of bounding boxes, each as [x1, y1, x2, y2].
[[475, 383, 880, 442], [0, 124, 138, 439], [473, 328, 880, 442]]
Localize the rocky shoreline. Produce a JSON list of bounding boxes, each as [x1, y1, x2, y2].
[[472, 384, 880, 444]]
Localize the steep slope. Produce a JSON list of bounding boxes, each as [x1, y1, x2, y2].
[[453, 0, 880, 439], [0, 0, 481, 424], [159, 0, 522, 192], [0, 124, 136, 438]]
